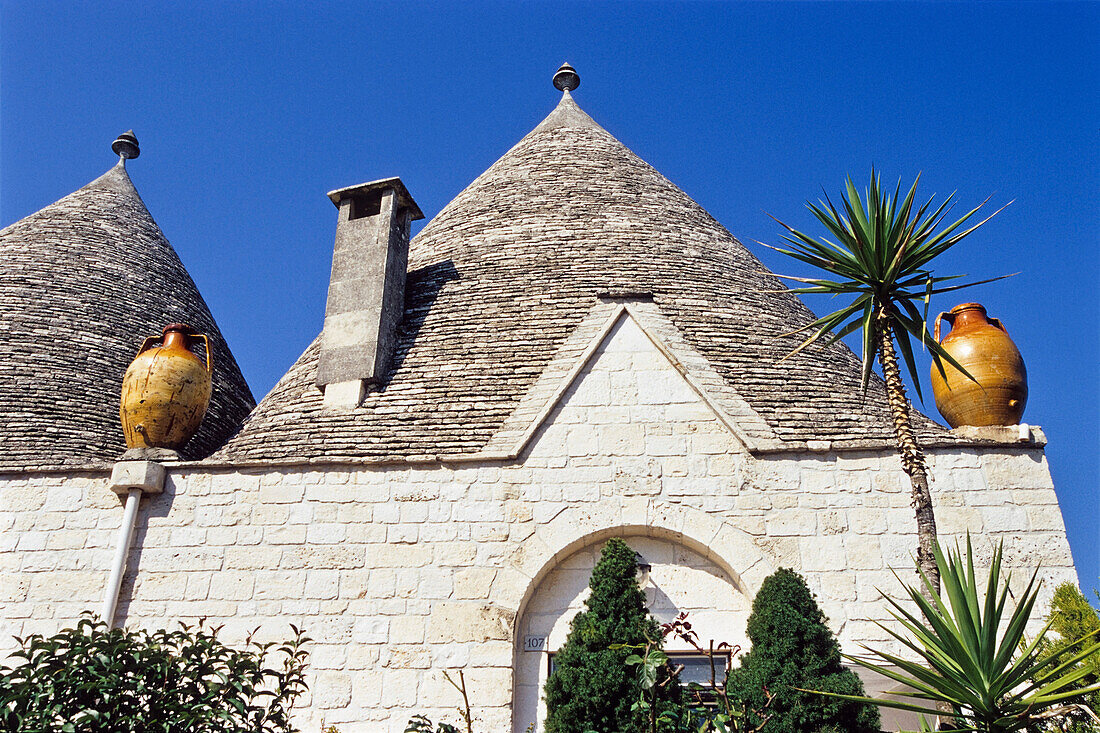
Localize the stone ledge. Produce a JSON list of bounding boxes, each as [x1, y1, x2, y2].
[[120, 447, 180, 462], [109, 460, 166, 495], [950, 424, 1046, 447]]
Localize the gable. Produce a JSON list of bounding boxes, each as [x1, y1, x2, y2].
[[486, 301, 782, 461]]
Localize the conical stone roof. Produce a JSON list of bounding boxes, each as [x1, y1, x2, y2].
[[0, 158, 255, 470], [216, 90, 950, 464]]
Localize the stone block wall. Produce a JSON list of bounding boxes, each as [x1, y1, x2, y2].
[[0, 316, 1077, 732]]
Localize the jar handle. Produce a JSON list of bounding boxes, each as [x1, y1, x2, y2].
[[192, 334, 213, 374], [933, 311, 954, 343], [135, 336, 159, 356], [988, 317, 1008, 335]]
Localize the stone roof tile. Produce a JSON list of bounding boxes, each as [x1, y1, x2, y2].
[[215, 92, 951, 463], [0, 161, 255, 470]]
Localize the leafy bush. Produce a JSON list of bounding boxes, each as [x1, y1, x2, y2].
[[0, 614, 309, 733], [405, 715, 460, 733], [615, 614, 694, 733], [544, 538, 679, 733], [1032, 582, 1100, 732], [725, 568, 880, 733], [625, 612, 773, 733]]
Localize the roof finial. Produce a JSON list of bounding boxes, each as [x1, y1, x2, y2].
[[112, 130, 140, 162], [553, 62, 580, 92]]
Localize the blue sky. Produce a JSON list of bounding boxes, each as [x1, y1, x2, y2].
[[3, 2, 1097, 598]]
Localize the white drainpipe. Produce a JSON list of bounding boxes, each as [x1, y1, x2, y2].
[[101, 487, 143, 625], [103, 460, 166, 627]]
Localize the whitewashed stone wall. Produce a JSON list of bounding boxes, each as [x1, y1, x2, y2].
[[0, 316, 1077, 732]]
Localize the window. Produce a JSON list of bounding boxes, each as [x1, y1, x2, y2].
[[669, 651, 731, 687], [548, 649, 731, 689]]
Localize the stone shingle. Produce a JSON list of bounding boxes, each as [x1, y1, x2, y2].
[[0, 162, 255, 470], [216, 91, 950, 464]]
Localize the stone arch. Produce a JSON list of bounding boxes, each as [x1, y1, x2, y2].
[[494, 498, 775, 732], [491, 497, 774, 622]]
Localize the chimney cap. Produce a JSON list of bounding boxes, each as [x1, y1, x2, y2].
[[326, 177, 424, 221]]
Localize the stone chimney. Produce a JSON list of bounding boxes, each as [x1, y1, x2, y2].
[[317, 177, 423, 408]]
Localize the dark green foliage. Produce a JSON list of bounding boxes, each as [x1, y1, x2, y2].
[[0, 613, 309, 733], [1030, 582, 1100, 733], [405, 715, 460, 733], [725, 568, 880, 733], [544, 538, 675, 733]]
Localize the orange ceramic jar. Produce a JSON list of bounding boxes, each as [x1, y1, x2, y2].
[[930, 303, 1027, 428], [120, 323, 213, 449]]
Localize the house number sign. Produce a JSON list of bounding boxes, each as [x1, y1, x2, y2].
[[523, 635, 547, 652]]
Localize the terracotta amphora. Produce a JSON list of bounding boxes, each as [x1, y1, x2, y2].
[[120, 323, 213, 449], [930, 303, 1027, 428]]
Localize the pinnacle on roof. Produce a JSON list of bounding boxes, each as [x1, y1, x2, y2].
[[0, 132, 255, 470], [112, 130, 140, 161], [216, 67, 950, 464], [552, 62, 580, 92]]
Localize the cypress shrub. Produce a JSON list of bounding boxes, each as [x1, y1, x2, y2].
[[725, 568, 880, 733], [544, 538, 672, 733]]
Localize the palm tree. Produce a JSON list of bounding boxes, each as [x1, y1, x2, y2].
[[765, 170, 1007, 594]]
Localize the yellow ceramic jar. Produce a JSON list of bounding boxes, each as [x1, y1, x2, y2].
[[120, 323, 212, 449], [931, 303, 1027, 428]]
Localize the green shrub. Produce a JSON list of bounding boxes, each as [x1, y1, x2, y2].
[[725, 568, 879, 733], [0, 614, 309, 733], [544, 538, 678, 733], [1027, 581, 1100, 733], [405, 715, 460, 733]]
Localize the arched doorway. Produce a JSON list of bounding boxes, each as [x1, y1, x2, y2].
[[511, 532, 751, 732]]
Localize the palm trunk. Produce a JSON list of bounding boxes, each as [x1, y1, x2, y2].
[[875, 313, 940, 596]]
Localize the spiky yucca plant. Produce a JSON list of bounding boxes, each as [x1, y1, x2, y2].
[[767, 171, 1008, 593], [829, 538, 1100, 732]]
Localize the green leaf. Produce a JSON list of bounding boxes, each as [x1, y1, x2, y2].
[[891, 318, 925, 403]]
